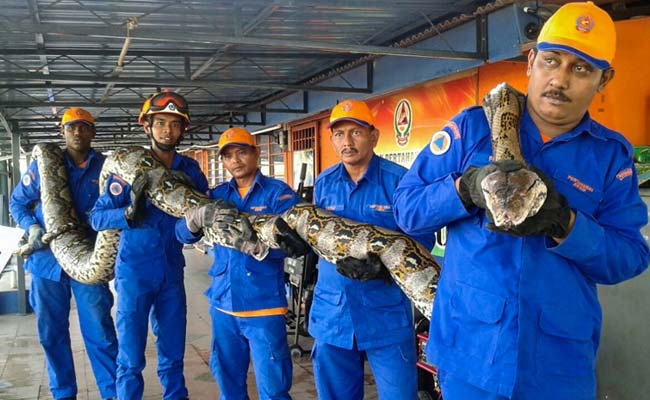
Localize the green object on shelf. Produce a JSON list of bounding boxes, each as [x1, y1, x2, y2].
[[635, 163, 650, 186], [635, 146, 650, 164]]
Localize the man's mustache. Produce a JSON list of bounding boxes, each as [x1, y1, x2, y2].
[[542, 90, 571, 102]]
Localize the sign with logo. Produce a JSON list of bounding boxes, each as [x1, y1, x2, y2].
[[393, 99, 412, 147]]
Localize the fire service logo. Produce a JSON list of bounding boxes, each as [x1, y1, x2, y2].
[[393, 99, 412, 147]]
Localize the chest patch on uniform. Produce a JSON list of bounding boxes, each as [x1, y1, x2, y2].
[[250, 205, 267, 212], [429, 130, 451, 155], [278, 194, 293, 201], [369, 204, 391, 212], [616, 168, 633, 181], [22, 174, 32, 186], [109, 181, 123, 196]]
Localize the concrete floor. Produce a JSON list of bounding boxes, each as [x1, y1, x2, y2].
[[0, 248, 379, 400]]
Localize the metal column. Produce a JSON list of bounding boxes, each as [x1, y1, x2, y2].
[[10, 127, 27, 315]]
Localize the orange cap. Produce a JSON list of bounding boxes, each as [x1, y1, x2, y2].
[[328, 99, 374, 129], [61, 107, 94, 126], [537, 1, 616, 70], [218, 127, 256, 155]]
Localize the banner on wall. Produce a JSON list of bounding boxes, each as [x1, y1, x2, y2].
[[367, 74, 478, 155]]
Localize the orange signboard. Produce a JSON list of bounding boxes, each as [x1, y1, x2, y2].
[[368, 74, 477, 155]]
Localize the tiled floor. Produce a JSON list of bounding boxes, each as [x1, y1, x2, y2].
[[0, 248, 379, 400]]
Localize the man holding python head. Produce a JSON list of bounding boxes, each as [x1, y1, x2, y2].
[[90, 91, 208, 399], [393, 2, 649, 399], [10, 108, 118, 400], [308, 99, 432, 399], [176, 127, 308, 399]]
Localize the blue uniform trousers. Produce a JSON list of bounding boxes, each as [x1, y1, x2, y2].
[[208, 307, 292, 400], [114, 275, 188, 400], [29, 275, 117, 399], [311, 339, 417, 400]]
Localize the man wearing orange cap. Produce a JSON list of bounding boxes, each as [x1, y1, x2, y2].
[[10, 108, 118, 400], [90, 92, 208, 400], [308, 99, 432, 399], [394, 2, 649, 399], [175, 127, 308, 399]]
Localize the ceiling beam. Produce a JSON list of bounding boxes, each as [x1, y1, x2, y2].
[[0, 48, 339, 59], [0, 72, 373, 93], [1, 22, 482, 61], [0, 100, 307, 113]]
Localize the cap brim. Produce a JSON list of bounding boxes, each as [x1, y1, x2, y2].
[[327, 117, 372, 129], [64, 119, 94, 126], [217, 142, 255, 155], [537, 42, 610, 70]]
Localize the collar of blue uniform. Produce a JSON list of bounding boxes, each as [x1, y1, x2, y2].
[[227, 168, 264, 192], [334, 153, 381, 185], [63, 148, 98, 169], [521, 99, 606, 143]]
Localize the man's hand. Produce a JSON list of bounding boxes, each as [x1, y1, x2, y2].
[[457, 160, 524, 211], [336, 253, 391, 282], [274, 218, 309, 258], [124, 174, 148, 226], [185, 200, 239, 233], [489, 166, 572, 239], [27, 224, 46, 250]]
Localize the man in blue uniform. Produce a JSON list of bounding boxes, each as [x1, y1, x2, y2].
[[90, 92, 208, 400], [10, 108, 117, 400], [176, 127, 308, 400], [393, 2, 650, 399], [309, 99, 432, 400]]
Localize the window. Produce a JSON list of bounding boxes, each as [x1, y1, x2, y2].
[[290, 122, 316, 190], [206, 148, 230, 187], [256, 133, 286, 182]]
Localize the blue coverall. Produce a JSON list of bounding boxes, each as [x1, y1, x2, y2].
[[176, 170, 298, 400], [90, 153, 208, 400], [393, 106, 650, 400], [9, 150, 118, 400], [310, 155, 433, 400]]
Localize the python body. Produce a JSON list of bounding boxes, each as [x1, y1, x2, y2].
[[25, 144, 441, 318], [23, 83, 532, 319], [250, 204, 440, 319], [481, 83, 548, 228], [24, 144, 268, 284]]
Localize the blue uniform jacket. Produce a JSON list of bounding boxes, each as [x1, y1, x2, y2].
[[10, 150, 104, 281], [176, 170, 300, 312], [90, 153, 208, 284], [393, 105, 650, 399], [309, 155, 433, 351]]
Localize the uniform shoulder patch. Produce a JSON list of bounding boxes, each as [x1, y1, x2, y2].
[[109, 181, 123, 196], [429, 130, 452, 155], [21, 173, 32, 186]]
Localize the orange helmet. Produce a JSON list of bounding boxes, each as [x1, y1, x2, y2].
[[138, 91, 191, 125], [328, 99, 374, 129], [217, 127, 256, 155], [61, 107, 94, 126]]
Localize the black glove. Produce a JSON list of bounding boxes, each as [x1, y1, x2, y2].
[[488, 166, 572, 239], [185, 200, 238, 233], [274, 218, 309, 258], [336, 253, 391, 282], [457, 160, 524, 210], [124, 174, 148, 226]]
